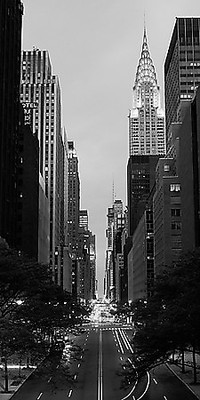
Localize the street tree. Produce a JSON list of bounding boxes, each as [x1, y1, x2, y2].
[[127, 249, 200, 384]]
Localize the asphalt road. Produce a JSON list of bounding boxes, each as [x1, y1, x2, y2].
[[11, 324, 198, 400]]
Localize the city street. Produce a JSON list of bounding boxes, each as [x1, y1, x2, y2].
[[10, 321, 199, 400]]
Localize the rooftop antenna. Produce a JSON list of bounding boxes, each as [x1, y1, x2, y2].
[[112, 178, 117, 205], [144, 9, 147, 38]]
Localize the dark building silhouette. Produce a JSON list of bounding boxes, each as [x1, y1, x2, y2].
[[127, 155, 159, 237], [165, 17, 200, 152], [0, 0, 23, 246], [16, 106, 39, 259], [178, 87, 200, 251]]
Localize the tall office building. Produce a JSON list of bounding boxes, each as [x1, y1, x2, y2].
[[105, 206, 114, 300], [128, 28, 165, 156], [67, 141, 80, 298], [21, 49, 63, 268], [105, 200, 125, 302], [67, 141, 80, 254], [16, 106, 39, 259], [165, 17, 200, 152], [127, 155, 159, 237], [89, 234, 96, 300], [0, 0, 23, 247], [79, 210, 88, 231]]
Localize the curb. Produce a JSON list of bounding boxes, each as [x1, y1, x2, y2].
[[8, 367, 37, 399], [166, 362, 200, 400], [8, 357, 47, 399]]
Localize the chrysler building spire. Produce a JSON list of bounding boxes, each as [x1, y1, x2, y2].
[[128, 27, 166, 156]]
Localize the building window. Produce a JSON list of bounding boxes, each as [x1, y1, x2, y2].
[[171, 222, 181, 230], [170, 184, 181, 192], [164, 164, 170, 172], [171, 208, 181, 217]]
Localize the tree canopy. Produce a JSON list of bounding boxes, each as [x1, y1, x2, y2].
[[126, 249, 200, 383]]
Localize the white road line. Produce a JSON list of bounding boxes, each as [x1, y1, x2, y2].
[[47, 376, 52, 383], [121, 360, 138, 400], [78, 363, 81, 368], [119, 329, 134, 353], [74, 375, 77, 380], [98, 329, 103, 400], [137, 372, 151, 400], [68, 389, 73, 397], [115, 330, 125, 354], [37, 393, 43, 400], [163, 396, 168, 400], [118, 329, 129, 351], [153, 378, 158, 384]]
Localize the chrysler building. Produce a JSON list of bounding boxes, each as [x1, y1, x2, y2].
[[128, 28, 166, 156]]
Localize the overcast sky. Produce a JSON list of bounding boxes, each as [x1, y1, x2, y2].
[[22, 0, 200, 297]]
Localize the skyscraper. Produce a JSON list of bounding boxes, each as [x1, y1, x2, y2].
[[127, 155, 159, 237], [0, 0, 23, 247], [67, 141, 80, 298], [20, 49, 63, 269], [128, 28, 165, 156], [105, 200, 125, 302], [79, 210, 89, 231], [165, 17, 200, 152], [67, 141, 80, 255]]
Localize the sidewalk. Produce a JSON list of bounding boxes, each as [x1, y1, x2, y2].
[[0, 363, 36, 400], [167, 350, 200, 399], [0, 332, 78, 399]]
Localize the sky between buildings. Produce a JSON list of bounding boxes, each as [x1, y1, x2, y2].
[[22, 0, 200, 297]]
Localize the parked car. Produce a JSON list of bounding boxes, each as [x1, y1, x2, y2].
[[49, 339, 65, 355]]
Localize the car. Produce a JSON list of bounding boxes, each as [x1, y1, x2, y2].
[[49, 339, 65, 354]]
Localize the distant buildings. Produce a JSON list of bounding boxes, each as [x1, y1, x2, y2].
[[105, 200, 125, 302], [66, 142, 96, 302]]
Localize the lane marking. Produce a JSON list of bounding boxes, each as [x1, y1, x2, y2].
[[121, 360, 138, 400], [137, 372, 150, 400], [119, 329, 134, 353], [163, 397, 168, 400], [74, 374, 77, 380], [68, 389, 73, 397], [37, 393, 43, 400], [118, 329, 129, 351], [115, 330, 125, 354], [47, 377, 52, 383], [98, 329, 103, 400], [153, 378, 158, 384], [121, 361, 150, 400], [78, 363, 81, 368]]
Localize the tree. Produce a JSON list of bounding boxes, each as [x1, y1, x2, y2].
[[126, 249, 200, 384]]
